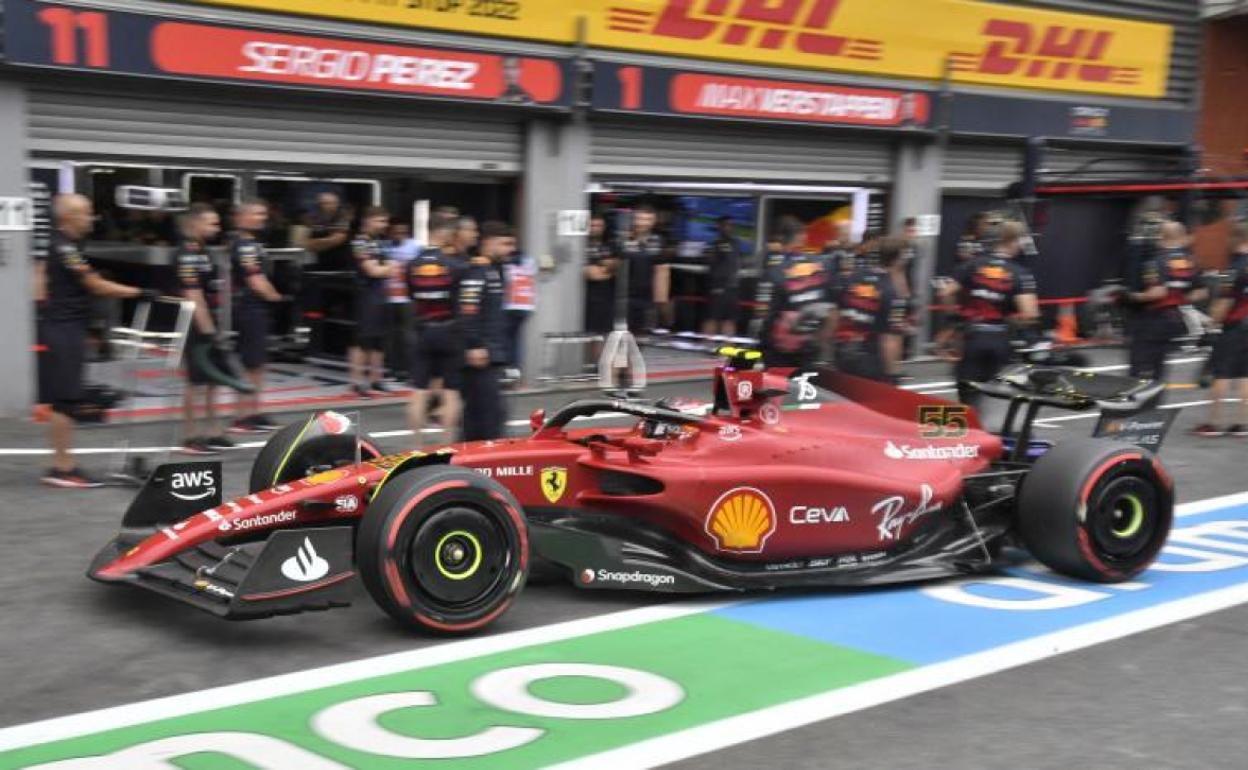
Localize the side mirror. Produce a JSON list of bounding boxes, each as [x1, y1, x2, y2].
[[529, 409, 546, 433]]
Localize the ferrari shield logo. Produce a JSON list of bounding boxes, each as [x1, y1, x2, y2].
[[541, 466, 568, 504]]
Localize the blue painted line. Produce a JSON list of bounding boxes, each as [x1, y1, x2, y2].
[[717, 502, 1248, 665]]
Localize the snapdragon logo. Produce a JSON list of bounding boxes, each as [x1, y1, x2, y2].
[[584, 568, 676, 588], [884, 441, 979, 461]]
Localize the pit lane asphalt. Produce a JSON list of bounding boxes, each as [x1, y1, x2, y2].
[[1, 353, 1246, 770]]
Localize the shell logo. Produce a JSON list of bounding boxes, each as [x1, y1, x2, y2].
[[705, 487, 777, 553]]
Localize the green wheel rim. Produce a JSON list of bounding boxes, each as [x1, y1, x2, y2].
[[1111, 493, 1146, 539], [434, 530, 483, 581]]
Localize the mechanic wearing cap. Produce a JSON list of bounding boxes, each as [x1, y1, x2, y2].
[[1193, 225, 1248, 437], [177, 203, 234, 456], [226, 199, 284, 436], [347, 207, 395, 399], [407, 213, 464, 448], [756, 216, 833, 372], [703, 215, 745, 337], [617, 205, 669, 334], [460, 221, 512, 442], [38, 194, 151, 487], [834, 238, 911, 383], [1125, 221, 1203, 383], [941, 221, 1039, 404]]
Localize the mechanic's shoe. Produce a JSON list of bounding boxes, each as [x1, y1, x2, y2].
[[205, 435, 237, 450], [350, 385, 373, 400], [250, 414, 280, 432], [1228, 424, 1248, 437], [1190, 423, 1225, 438], [370, 381, 391, 394], [228, 416, 267, 435], [180, 437, 222, 455], [41, 467, 105, 489]]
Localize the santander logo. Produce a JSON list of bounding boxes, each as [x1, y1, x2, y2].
[[885, 441, 980, 461]]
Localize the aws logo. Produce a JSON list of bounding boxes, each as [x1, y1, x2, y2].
[[950, 20, 1141, 87], [705, 487, 776, 553], [608, 0, 883, 62]]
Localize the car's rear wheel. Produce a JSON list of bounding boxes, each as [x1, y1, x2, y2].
[[356, 465, 528, 635], [249, 412, 382, 492], [1017, 439, 1173, 582]]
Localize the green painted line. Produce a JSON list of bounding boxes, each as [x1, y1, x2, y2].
[[0, 614, 911, 770]]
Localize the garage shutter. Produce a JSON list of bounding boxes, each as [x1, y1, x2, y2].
[[942, 142, 1024, 191], [590, 119, 894, 183], [27, 81, 524, 172]]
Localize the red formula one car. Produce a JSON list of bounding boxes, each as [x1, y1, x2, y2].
[[90, 350, 1176, 635]]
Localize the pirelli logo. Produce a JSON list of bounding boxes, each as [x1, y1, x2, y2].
[[608, 0, 882, 62], [950, 20, 1141, 88]]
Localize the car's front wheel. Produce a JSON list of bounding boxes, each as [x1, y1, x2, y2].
[[356, 465, 529, 635], [1017, 438, 1173, 582]]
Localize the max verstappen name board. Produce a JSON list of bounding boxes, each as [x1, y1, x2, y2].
[[592, 62, 931, 130], [184, 0, 1174, 98], [1, 0, 571, 108]]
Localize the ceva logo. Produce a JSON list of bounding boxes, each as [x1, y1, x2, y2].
[[280, 537, 330, 583], [170, 469, 216, 502]]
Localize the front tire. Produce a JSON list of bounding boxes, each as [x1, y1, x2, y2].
[[1018, 439, 1173, 582], [249, 412, 382, 492], [356, 465, 529, 635]]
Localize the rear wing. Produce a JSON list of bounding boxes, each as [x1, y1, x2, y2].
[[970, 365, 1167, 461]]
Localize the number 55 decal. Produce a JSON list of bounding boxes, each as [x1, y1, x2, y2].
[[918, 405, 969, 439]]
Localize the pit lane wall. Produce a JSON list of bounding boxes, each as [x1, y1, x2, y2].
[[0, 0, 1202, 414]]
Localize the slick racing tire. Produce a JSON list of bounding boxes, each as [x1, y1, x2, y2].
[[249, 412, 382, 492], [1018, 439, 1173, 583], [356, 465, 529, 635]]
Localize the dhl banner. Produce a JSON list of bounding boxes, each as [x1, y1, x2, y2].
[[187, 0, 1174, 98]]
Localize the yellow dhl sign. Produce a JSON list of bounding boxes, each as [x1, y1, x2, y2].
[[189, 0, 1173, 98]]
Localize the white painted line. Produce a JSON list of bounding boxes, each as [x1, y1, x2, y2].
[[902, 380, 954, 391], [549, 579, 1248, 770], [0, 493, 1240, 754], [0, 600, 730, 752]]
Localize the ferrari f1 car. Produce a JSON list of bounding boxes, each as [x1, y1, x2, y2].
[[90, 350, 1176, 635]]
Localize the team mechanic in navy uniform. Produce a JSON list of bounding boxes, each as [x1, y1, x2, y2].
[[176, 204, 237, 456], [38, 194, 150, 488], [1125, 221, 1203, 383], [347, 207, 396, 399], [703, 215, 745, 337], [755, 216, 834, 371], [617, 205, 669, 334], [226, 199, 284, 435], [1193, 225, 1248, 437], [459, 221, 512, 442], [941, 221, 1039, 405], [406, 214, 464, 448], [834, 237, 911, 383]]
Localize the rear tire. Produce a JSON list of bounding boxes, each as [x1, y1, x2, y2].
[[249, 413, 382, 492], [1018, 439, 1173, 582], [356, 465, 529, 635]]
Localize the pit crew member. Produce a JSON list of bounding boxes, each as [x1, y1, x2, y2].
[[177, 204, 230, 455], [1125, 221, 1203, 383], [756, 216, 833, 371], [1193, 225, 1248, 437], [460, 221, 511, 442], [406, 214, 463, 448], [834, 238, 910, 383], [347, 207, 395, 399], [226, 199, 284, 435], [39, 195, 149, 487], [703, 215, 745, 337], [617, 205, 668, 333], [941, 221, 1039, 404]]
